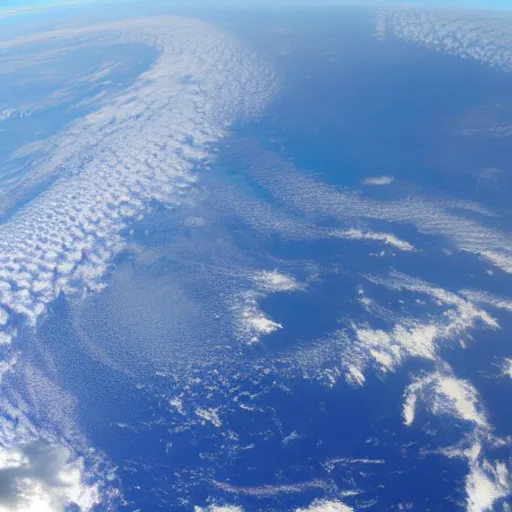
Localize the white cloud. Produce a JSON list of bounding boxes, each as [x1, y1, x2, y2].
[[337, 272, 499, 384], [213, 479, 332, 498], [244, 146, 512, 275], [402, 365, 511, 512], [296, 499, 354, 512], [0, 442, 101, 512], [330, 228, 415, 252], [375, 7, 512, 72], [252, 270, 302, 292], [0, 16, 275, 344], [232, 271, 302, 344], [195, 506, 243, 512], [361, 176, 394, 186], [232, 290, 283, 344], [284, 267, 506, 395], [402, 371, 489, 429], [501, 358, 512, 379], [0, 15, 275, 511], [195, 407, 223, 428], [460, 290, 512, 313], [323, 457, 384, 472], [465, 459, 511, 512]]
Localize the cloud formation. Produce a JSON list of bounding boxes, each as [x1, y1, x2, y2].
[[376, 7, 512, 72], [0, 442, 100, 512], [232, 271, 302, 344], [0, 15, 275, 511], [361, 175, 394, 186], [0, 16, 274, 344], [330, 228, 415, 252], [403, 367, 511, 512]]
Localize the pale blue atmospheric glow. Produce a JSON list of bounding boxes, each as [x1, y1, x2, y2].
[[1, 0, 512, 14]]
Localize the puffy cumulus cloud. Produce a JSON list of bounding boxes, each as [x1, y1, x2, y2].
[[195, 407, 223, 428], [296, 499, 354, 512], [232, 290, 283, 344], [0, 442, 100, 512], [402, 367, 512, 512], [282, 265, 508, 391], [402, 370, 489, 428], [465, 458, 511, 512], [361, 175, 394, 186], [501, 358, 512, 379], [0, 359, 116, 511], [375, 7, 512, 72], [330, 228, 415, 252], [336, 272, 498, 385], [232, 271, 303, 344]]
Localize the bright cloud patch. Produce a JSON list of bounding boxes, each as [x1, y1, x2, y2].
[[501, 358, 512, 379], [232, 271, 302, 344], [0, 442, 101, 512], [402, 371, 489, 428], [195, 506, 243, 512], [296, 499, 354, 512], [338, 272, 498, 385], [465, 459, 511, 512], [361, 175, 394, 186], [195, 407, 223, 428], [376, 7, 512, 72], [402, 368, 511, 512], [252, 270, 302, 292], [331, 228, 415, 252]]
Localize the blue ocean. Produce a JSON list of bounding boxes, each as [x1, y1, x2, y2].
[[1, 5, 511, 512]]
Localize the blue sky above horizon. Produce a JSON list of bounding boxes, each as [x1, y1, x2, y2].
[[1, 0, 512, 12]]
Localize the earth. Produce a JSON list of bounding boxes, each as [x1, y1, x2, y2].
[[0, 2, 511, 512]]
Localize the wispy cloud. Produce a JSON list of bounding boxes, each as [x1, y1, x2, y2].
[[361, 175, 394, 186], [0, 2, 78, 19], [231, 270, 303, 344], [330, 228, 415, 252]]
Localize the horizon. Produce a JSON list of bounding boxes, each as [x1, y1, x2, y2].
[[1, 0, 512, 16]]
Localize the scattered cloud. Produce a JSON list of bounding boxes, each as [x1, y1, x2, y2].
[[0, 14, 275, 511], [0, 16, 275, 345], [375, 7, 512, 72], [195, 506, 243, 512], [232, 271, 302, 344], [361, 175, 394, 186], [402, 370, 489, 428], [501, 358, 512, 379], [296, 499, 354, 512], [238, 146, 512, 275], [195, 407, 223, 428], [214, 479, 331, 498], [330, 228, 415, 252]]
